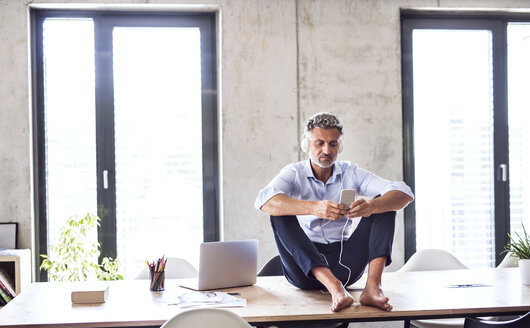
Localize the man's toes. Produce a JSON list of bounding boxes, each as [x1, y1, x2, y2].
[[330, 292, 353, 312], [381, 302, 393, 311]]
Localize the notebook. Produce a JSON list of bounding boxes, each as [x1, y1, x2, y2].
[[178, 239, 258, 291]]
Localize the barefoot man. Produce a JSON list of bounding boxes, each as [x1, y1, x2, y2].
[[255, 112, 414, 312]]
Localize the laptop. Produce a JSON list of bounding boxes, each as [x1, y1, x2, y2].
[[178, 239, 258, 291]]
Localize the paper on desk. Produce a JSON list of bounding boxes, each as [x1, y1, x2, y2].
[[446, 283, 491, 288], [168, 291, 247, 308]]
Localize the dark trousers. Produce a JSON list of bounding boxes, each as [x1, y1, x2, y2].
[[270, 211, 396, 290]]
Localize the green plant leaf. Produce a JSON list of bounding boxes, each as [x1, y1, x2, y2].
[[504, 223, 530, 259], [39, 212, 123, 282]]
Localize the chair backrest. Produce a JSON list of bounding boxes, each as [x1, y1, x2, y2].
[[257, 255, 283, 276], [161, 308, 252, 328], [135, 257, 198, 279], [464, 312, 530, 328], [398, 249, 468, 272], [497, 252, 519, 268]]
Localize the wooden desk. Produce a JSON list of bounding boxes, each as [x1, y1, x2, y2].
[[0, 268, 529, 327]]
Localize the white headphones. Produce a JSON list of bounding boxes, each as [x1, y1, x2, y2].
[[300, 131, 343, 153], [300, 133, 310, 152]]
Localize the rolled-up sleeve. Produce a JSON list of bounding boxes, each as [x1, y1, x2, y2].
[[354, 167, 414, 200], [379, 181, 414, 199], [255, 166, 297, 211]]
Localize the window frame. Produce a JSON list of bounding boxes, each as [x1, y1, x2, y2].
[[30, 9, 220, 281], [400, 10, 530, 266]]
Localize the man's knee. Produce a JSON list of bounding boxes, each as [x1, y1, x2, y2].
[[370, 211, 396, 231], [372, 210, 397, 220], [270, 215, 301, 235], [270, 215, 297, 225]]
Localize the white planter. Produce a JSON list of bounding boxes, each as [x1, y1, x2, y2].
[[519, 259, 530, 285]]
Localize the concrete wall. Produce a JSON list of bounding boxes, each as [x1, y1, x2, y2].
[[2, 0, 530, 278]]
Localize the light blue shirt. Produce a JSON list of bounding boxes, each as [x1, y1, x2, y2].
[[255, 160, 414, 244]]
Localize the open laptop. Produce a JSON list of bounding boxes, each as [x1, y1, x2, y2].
[[178, 239, 258, 291]]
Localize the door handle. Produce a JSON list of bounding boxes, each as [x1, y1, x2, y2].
[[499, 164, 507, 182], [103, 170, 109, 189]]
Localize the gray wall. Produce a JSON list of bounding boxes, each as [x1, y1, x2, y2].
[[2, 0, 529, 278]]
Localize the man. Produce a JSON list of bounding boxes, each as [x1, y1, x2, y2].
[[255, 112, 414, 312]]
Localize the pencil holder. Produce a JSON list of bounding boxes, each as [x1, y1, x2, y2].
[[149, 270, 165, 291]]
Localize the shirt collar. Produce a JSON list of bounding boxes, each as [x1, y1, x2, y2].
[[303, 159, 343, 183]]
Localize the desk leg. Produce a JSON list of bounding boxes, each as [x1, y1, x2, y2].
[[404, 319, 410, 328]]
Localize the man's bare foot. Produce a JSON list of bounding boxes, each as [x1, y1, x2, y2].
[[311, 267, 354, 312], [359, 283, 392, 311], [329, 282, 354, 312]]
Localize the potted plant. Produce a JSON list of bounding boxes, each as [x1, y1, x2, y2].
[[40, 213, 123, 282], [504, 223, 530, 284]]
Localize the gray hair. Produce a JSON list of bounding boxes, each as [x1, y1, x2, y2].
[[304, 112, 343, 134]]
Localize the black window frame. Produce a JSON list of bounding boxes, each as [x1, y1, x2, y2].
[[30, 9, 220, 281], [401, 9, 530, 266]]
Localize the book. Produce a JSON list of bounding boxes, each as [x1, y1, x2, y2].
[[0, 291, 6, 306], [0, 268, 16, 297], [71, 283, 109, 304], [0, 286, 11, 304], [0, 279, 14, 299]]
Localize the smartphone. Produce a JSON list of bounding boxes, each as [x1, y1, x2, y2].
[[339, 189, 357, 207]]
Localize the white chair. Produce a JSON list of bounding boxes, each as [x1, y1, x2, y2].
[[464, 311, 530, 328], [161, 308, 252, 328], [399, 249, 468, 272], [497, 252, 518, 268], [135, 257, 198, 279], [398, 249, 468, 328]]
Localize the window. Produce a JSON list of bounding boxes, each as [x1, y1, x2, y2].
[[402, 12, 530, 267], [31, 10, 219, 280], [507, 23, 530, 238]]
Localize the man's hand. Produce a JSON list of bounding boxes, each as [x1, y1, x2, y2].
[[313, 200, 348, 220], [346, 191, 413, 218], [347, 198, 376, 218]]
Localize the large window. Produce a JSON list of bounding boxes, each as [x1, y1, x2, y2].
[[31, 10, 219, 280], [402, 12, 530, 267]]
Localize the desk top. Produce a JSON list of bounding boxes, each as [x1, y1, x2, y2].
[[0, 268, 529, 327]]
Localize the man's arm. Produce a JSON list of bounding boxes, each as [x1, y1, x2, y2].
[[347, 190, 412, 218], [261, 193, 348, 220]]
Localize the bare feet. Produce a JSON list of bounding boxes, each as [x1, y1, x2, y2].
[[311, 267, 354, 312], [329, 282, 354, 312], [359, 282, 392, 311]]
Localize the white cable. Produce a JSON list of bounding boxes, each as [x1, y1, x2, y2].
[[319, 216, 352, 288], [338, 216, 352, 287], [320, 218, 332, 228]]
